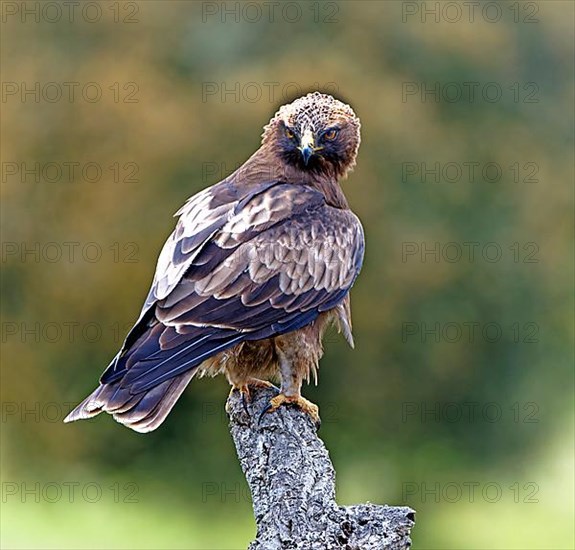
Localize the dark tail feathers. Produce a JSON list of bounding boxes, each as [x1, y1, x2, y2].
[[64, 369, 195, 433]]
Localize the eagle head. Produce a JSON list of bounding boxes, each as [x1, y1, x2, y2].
[[262, 92, 361, 180]]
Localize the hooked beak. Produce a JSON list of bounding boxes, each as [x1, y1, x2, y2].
[[298, 129, 316, 166]]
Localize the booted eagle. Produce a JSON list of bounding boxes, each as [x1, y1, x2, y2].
[[65, 92, 364, 432]]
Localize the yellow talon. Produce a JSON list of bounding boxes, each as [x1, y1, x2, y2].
[[267, 393, 320, 425], [226, 379, 278, 414], [246, 378, 276, 391], [229, 379, 275, 401]]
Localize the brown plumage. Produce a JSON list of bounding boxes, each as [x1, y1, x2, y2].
[[64, 92, 364, 432]]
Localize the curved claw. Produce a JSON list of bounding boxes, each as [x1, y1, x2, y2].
[[241, 391, 250, 415], [257, 402, 273, 425]]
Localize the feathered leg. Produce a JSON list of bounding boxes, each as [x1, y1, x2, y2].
[[260, 346, 320, 425]]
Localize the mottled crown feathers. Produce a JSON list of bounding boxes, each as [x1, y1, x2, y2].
[[265, 92, 359, 134]]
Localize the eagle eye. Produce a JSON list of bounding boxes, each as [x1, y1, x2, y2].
[[284, 127, 295, 140], [323, 128, 338, 141]]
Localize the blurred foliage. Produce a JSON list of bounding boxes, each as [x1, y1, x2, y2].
[[1, 1, 573, 549]]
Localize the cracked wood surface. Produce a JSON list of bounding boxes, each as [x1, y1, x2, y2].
[[226, 386, 416, 550]]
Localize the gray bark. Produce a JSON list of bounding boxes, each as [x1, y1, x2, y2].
[[226, 386, 416, 550]]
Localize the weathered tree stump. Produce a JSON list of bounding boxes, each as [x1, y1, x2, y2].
[[226, 386, 415, 550]]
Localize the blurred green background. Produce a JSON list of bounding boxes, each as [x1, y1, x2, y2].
[[1, 1, 573, 548]]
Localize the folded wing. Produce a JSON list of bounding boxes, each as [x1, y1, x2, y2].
[[101, 182, 364, 394]]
